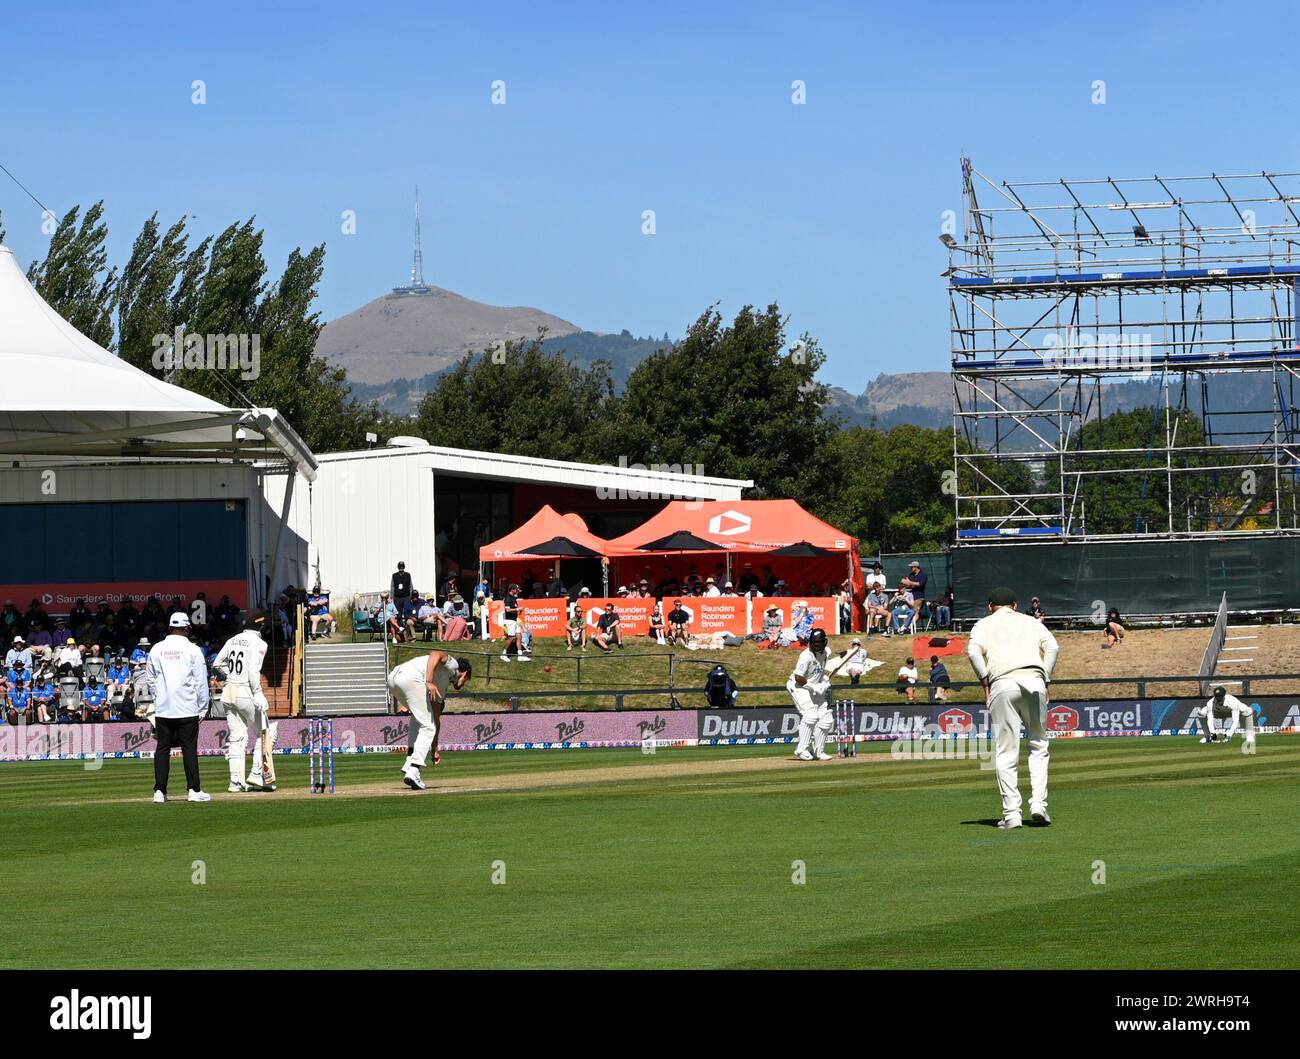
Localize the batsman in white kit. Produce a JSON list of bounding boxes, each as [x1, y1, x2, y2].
[[388, 650, 471, 790], [213, 611, 277, 793], [966, 587, 1059, 829], [1199, 685, 1256, 748], [788, 628, 834, 761]]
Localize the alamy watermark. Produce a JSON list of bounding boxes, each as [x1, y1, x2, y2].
[[152, 327, 261, 381], [1042, 331, 1152, 377], [596, 456, 706, 501]]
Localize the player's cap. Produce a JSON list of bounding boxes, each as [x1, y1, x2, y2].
[[169, 613, 191, 628], [988, 586, 1017, 606], [1213, 685, 1227, 699], [244, 609, 268, 629]]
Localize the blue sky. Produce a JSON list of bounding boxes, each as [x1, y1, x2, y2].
[[0, 0, 1294, 390]]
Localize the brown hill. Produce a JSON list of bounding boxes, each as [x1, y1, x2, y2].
[[316, 286, 581, 385]]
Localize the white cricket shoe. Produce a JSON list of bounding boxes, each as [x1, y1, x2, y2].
[[152, 790, 166, 804], [402, 766, 426, 791], [814, 750, 834, 761], [795, 750, 814, 761], [187, 789, 212, 803], [227, 782, 249, 793], [996, 817, 1023, 830], [1031, 810, 1052, 827]]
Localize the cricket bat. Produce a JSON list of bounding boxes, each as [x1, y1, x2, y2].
[[261, 728, 277, 783]]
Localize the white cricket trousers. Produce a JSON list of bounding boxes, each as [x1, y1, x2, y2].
[[789, 683, 832, 756], [1200, 704, 1255, 739], [989, 676, 1049, 823], [222, 686, 271, 786], [388, 668, 436, 769]]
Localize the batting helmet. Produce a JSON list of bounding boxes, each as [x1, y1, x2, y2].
[[808, 627, 828, 652]]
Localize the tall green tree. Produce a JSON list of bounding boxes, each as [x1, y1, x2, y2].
[[27, 202, 116, 347], [414, 335, 616, 461], [609, 304, 835, 499], [116, 213, 190, 374]]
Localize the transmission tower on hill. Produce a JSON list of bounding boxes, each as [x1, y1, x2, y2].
[[391, 185, 433, 297]]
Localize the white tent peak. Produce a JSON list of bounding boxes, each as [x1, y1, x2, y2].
[[0, 242, 316, 479]]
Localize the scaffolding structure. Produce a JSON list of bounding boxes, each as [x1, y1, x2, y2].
[[948, 159, 1300, 543]]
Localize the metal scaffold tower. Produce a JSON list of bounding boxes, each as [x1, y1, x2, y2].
[[947, 160, 1300, 543]]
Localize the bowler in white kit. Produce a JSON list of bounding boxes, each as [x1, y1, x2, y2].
[[387, 650, 471, 789], [966, 587, 1059, 829]]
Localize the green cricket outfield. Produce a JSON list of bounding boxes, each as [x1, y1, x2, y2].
[[1, 735, 1296, 969]]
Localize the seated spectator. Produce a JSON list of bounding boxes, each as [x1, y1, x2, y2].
[[1029, 596, 1045, 622], [702, 578, 721, 597], [1104, 607, 1125, 647], [929, 655, 951, 702], [374, 592, 402, 642], [667, 599, 691, 646], [55, 638, 83, 678], [81, 675, 109, 722], [648, 601, 665, 645], [720, 581, 737, 597], [213, 595, 239, 637], [863, 586, 890, 635], [5, 635, 32, 672], [68, 598, 93, 636], [934, 588, 954, 629], [1, 600, 23, 642], [416, 597, 440, 642], [839, 637, 872, 684], [761, 603, 782, 643], [592, 604, 623, 653], [106, 654, 131, 716], [771, 579, 789, 598], [544, 573, 566, 598], [517, 620, 534, 661], [32, 673, 56, 723], [441, 595, 471, 641], [566, 605, 586, 651], [27, 623, 54, 660], [308, 585, 333, 640], [24, 598, 50, 633], [889, 589, 914, 635], [897, 657, 919, 703], [789, 600, 814, 644], [130, 637, 151, 665], [7, 677, 32, 725], [117, 599, 141, 639]]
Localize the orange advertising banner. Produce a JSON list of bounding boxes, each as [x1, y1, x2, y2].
[[485, 598, 570, 639], [579, 598, 656, 637], [678, 597, 749, 635]]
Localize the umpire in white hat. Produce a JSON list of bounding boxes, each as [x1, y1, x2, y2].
[[966, 586, 1059, 829], [145, 611, 212, 803]]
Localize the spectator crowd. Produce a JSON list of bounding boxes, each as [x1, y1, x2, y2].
[[0, 589, 306, 725]]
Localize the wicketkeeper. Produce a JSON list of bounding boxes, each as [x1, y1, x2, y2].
[[1199, 685, 1256, 748]]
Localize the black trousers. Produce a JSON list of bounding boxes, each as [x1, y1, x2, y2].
[[154, 716, 202, 794]]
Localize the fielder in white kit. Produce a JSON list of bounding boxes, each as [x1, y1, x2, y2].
[[388, 650, 471, 790], [213, 611, 276, 793], [966, 587, 1060, 829], [788, 627, 834, 761], [1199, 685, 1256, 748]]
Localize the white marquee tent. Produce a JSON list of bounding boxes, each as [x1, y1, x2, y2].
[[0, 243, 316, 479]]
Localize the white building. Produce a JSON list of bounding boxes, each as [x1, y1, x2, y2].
[[270, 438, 751, 603]]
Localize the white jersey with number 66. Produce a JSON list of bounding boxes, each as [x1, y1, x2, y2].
[[215, 631, 268, 692]]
